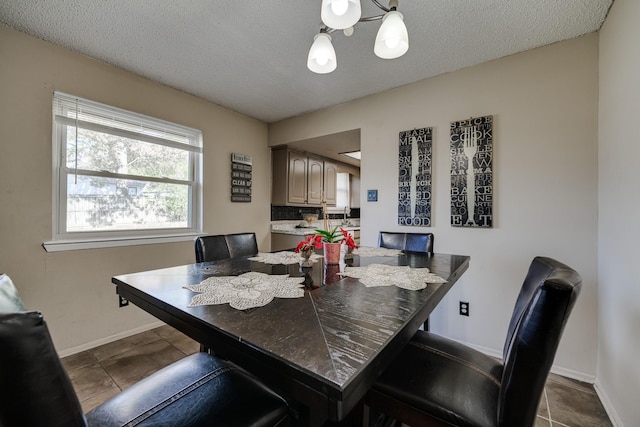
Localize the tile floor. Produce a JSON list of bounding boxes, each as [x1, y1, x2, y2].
[[62, 327, 613, 426]]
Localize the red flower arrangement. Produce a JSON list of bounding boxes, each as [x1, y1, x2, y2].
[[340, 228, 358, 250], [295, 234, 323, 253]]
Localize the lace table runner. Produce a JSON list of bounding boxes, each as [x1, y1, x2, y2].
[[184, 272, 305, 310], [354, 246, 403, 257], [247, 251, 322, 265], [338, 264, 446, 290]]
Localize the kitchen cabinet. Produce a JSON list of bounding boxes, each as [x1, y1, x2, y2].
[[271, 232, 308, 252], [286, 150, 307, 204], [350, 228, 360, 245], [272, 148, 337, 206], [307, 155, 324, 205], [323, 160, 337, 206], [271, 227, 359, 252]]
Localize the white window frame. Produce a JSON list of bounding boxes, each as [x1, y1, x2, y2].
[[43, 92, 203, 252], [327, 172, 351, 214]]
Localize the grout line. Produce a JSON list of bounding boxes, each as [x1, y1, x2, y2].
[[545, 386, 571, 427], [537, 415, 552, 426], [543, 388, 553, 426], [99, 359, 124, 393]]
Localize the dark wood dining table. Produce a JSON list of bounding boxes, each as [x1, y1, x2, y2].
[[112, 250, 469, 426]]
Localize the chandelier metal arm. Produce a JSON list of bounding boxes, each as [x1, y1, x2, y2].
[[358, 14, 385, 23], [371, 0, 391, 13]]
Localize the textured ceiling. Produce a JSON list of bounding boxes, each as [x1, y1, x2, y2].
[[0, 0, 611, 123]]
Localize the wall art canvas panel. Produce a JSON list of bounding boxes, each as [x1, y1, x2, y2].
[[450, 115, 493, 227], [231, 153, 252, 202], [398, 127, 432, 227]]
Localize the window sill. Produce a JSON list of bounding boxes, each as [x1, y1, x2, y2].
[[42, 233, 201, 252]]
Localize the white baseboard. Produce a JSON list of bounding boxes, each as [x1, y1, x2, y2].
[[458, 338, 596, 384], [549, 365, 595, 384], [594, 380, 624, 427], [57, 320, 165, 358]]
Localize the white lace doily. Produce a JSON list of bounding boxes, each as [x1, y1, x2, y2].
[[184, 272, 305, 310], [338, 264, 446, 290], [247, 251, 322, 265], [355, 246, 403, 257]]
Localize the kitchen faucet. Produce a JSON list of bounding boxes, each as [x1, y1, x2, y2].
[[342, 206, 350, 225]]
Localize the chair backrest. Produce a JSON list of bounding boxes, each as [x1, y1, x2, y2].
[[0, 311, 87, 427], [378, 232, 434, 254], [0, 274, 26, 312], [225, 232, 259, 258], [195, 233, 258, 263], [195, 235, 231, 263], [498, 256, 582, 427]]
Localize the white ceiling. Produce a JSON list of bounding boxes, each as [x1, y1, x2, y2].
[[0, 1, 611, 124]]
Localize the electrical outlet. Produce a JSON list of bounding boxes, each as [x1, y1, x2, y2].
[[119, 295, 129, 307], [459, 301, 469, 316]]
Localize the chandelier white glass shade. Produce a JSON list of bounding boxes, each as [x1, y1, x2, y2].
[[374, 10, 408, 59], [309, 0, 408, 74], [307, 32, 337, 74], [321, 0, 362, 30]]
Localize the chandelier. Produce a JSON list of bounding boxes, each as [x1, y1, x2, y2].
[[308, 0, 409, 74]]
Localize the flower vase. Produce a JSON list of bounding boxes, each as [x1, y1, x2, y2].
[[299, 249, 313, 267], [323, 242, 341, 265], [323, 263, 341, 285]]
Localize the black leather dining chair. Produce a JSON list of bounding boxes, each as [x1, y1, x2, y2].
[[225, 232, 259, 258], [194, 232, 259, 263], [365, 256, 582, 427], [0, 275, 289, 427], [377, 233, 435, 330], [194, 234, 232, 262], [378, 231, 434, 254]]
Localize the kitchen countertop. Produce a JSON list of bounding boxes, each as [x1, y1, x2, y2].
[[271, 220, 360, 235]]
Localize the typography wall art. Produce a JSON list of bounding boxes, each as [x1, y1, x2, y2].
[[450, 115, 493, 227], [398, 127, 433, 227]]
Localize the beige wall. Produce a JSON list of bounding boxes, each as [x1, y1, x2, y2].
[[598, 0, 640, 425], [0, 25, 272, 353], [271, 35, 600, 378]]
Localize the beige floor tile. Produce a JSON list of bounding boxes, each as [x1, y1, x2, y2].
[[90, 330, 162, 361], [153, 325, 200, 355], [61, 350, 97, 373], [100, 339, 185, 389], [67, 362, 119, 403], [546, 380, 612, 427], [537, 388, 549, 418], [79, 386, 121, 413], [535, 415, 552, 427], [546, 372, 595, 395]]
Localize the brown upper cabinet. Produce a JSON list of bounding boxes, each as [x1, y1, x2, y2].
[[272, 148, 337, 206]]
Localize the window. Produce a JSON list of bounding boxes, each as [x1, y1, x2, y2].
[[328, 172, 351, 215], [335, 172, 350, 209], [45, 92, 202, 251]]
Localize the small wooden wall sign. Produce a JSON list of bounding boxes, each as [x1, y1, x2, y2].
[[231, 153, 252, 202]]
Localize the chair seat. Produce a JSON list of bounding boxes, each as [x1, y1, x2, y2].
[[86, 352, 288, 427], [368, 331, 503, 427]]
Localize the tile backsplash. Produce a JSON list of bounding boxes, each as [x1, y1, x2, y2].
[[271, 206, 360, 221]]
